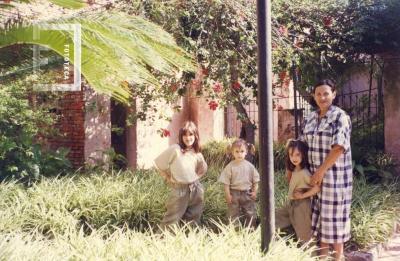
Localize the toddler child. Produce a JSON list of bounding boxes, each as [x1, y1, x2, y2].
[[218, 139, 260, 227]]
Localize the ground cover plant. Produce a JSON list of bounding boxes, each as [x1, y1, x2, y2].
[[0, 225, 317, 261], [0, 140, 399, 257]]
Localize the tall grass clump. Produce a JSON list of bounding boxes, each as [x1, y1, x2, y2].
[[0, 169, 170, 235], [350, 175, 400, 249], [0, 178, 78, 236], [202, 139, 232, 170], [0, 224, 317, 261], [67, 169, 168, 231]]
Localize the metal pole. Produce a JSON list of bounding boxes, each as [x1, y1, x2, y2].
[[292, 61, 299, 139], [256, 0, 275, 252], [367, 55, 374, 119]]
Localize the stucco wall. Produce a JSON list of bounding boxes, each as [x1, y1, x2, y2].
[[135, 98, 181, 169], [197, 97, 225, 144], [84, 85, 111, 166], [341, 70, 378, 116], [382, 55, 400, 174], [135, 95, 225, 168]]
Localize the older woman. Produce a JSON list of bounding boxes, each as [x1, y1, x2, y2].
[[301, 79, 352, 261]]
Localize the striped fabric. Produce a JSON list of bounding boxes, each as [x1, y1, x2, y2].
[[301, 105, 353, 243]]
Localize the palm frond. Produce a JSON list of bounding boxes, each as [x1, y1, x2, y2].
[[1, 0, 86, 10], [48, 0, 87, 9], [0, 12, 196, 103]]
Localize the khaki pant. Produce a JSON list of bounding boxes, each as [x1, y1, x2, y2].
[[159, 181, 204, 230], [228, 189, 256, 227], [275, 198, 312, 242]]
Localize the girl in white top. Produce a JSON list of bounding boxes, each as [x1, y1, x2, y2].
[[154, 121, 207, 230]]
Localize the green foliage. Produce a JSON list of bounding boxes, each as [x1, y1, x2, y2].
[[126, 0, 400, 138], [128, 0, 284, 141], [349, 0, 400, 54], [273, 142, 287, 171], [202, 139, 287, 171], [353, 152, 398, 184], [0, 80, 71, 182], [350, 119, 397, 183], [352, 123, 384, 158], [351, 175, 400, 249], [1, 0, 87, 10], [0, 161, 398, 250], [47, 0, 87, 9], [202, 139, 233, 170], [0, 10, 195, 105], [0, 225, 317, 261]]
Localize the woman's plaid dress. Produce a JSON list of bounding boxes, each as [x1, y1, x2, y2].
[[301, 105, 352, 243]]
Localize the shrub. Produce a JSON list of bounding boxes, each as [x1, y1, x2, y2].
[[273, 142, 287, 171], [0, 80, 71, 182], [202, 139, 287, 171], [202, 139, 232, 170], [353, 151, 398, 184]]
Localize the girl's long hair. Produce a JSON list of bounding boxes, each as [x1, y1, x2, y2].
[[178, 121, 201, 153], [285, 139, 309, 171]]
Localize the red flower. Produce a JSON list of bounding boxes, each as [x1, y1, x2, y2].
[[208, 100, 218, 111], [170, 84, 178, 92], [212, 82, 223, 93], [202, 68, 209, 76], [323, 16, 333, 27], [282, 78, 290, 89], [232, 81, 241, 91], [278, 71, 287, 81], [159, 128, 170, 138], [191, 79, 201, 90], [278, 25, 288, 37]]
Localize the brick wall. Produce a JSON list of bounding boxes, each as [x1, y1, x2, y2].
[[47, 91, 85, 167]]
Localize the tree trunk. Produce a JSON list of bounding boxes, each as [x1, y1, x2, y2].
[[229, 57, 256, 145], [126, 98, 137, 171]]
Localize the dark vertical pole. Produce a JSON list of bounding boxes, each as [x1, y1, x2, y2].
[[257, 0, 275, 252], [342, 92, 344, 109], [355, 94, 358, 124], [378, 62, 385, 149], [375, 93, 378, 147], [367, 55, 374, 142], [367, 55, 374, 119], [291, 62, 299, 138]]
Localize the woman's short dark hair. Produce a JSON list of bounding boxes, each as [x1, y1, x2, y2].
[[309, 78, 338, 108], [285, 139, 309, 171]]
